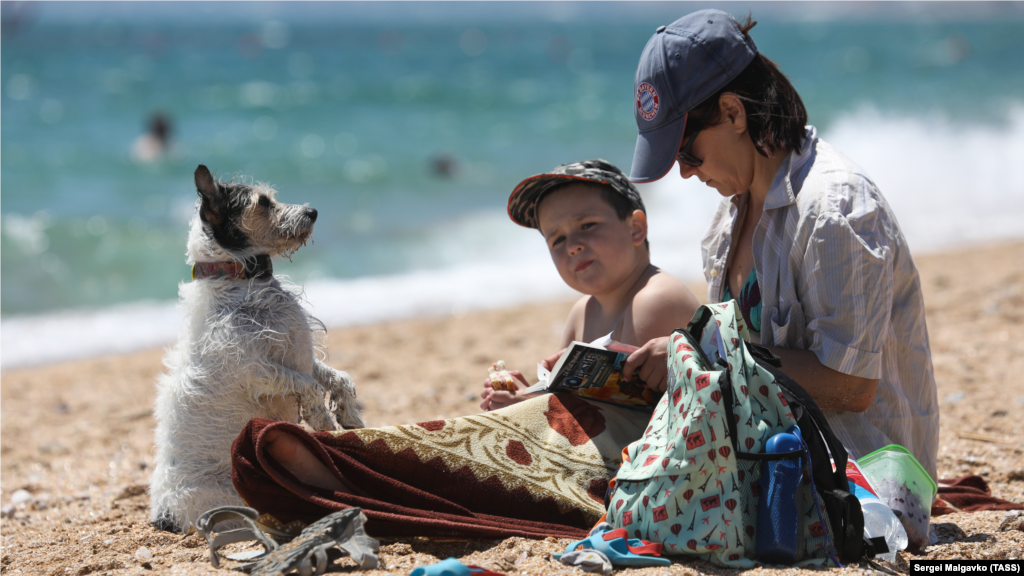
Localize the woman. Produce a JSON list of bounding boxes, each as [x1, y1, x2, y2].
[[622, 9, 939, 481]]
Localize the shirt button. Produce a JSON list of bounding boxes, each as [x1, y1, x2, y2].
[[656, 25, 666, 33], [711, 269, 719, 278]]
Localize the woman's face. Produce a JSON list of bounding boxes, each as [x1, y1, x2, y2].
[[676, 96, 756, 198]]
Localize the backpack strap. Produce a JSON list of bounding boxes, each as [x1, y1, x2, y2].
[[746, 342, 783, 368], [763, 363, 867, 563], [686, 307, 715, 340], [756, 362, 850, 492]]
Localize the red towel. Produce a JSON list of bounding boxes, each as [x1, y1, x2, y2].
[[931, 475, 1024, 516]]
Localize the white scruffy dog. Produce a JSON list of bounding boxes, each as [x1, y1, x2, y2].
[[150, 165, 364, 533]]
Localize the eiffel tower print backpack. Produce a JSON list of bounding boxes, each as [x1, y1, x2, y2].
[[605, 300, 867, 568]]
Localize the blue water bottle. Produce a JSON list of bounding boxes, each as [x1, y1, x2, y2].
[[756, 426, 803, 564]]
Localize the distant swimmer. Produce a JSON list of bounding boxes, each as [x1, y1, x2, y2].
[[132, 113, 173, 163], [429, 153, 458, 178], [0, 2, 39, 36]]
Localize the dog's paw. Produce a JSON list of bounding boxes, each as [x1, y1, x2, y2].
[[310, 363, 364, 428], [336, 403, 366, 429], [150, 515, 183, 534], [301, 401, 337, 432]]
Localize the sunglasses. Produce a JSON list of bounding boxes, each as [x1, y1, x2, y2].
[[676, 129, 703, 168], [677, 107, 715, 168]]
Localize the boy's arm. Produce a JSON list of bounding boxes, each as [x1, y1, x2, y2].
[[558, 296, 587, 349], [481, 296, 586, 411]]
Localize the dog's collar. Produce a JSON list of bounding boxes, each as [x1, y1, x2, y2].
[[192, 255, 273, 281]]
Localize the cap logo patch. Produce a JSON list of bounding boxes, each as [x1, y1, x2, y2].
[[636, 82, 660, 121]]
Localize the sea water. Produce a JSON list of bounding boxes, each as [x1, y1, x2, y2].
[[2, 3, 1023, 369]]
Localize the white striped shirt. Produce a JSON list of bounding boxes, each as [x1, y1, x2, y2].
[[701, 126, 940, 481]]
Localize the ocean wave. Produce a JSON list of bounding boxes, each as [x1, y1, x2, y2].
[[822, 105, 1024, 251]]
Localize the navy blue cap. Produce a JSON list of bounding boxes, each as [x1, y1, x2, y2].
[[629, 10, 758, 183]]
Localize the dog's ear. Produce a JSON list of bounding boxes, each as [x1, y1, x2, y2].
[[194, 165, 223, 226]]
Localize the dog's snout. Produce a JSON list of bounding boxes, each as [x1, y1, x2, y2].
[[306, 208, 318, 223]]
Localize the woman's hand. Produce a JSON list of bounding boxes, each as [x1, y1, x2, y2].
[[479, 370, 530, 411], [622, 336, 670, 393]]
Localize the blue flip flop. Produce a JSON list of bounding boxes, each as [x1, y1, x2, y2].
[[555, 529, 671, 568]]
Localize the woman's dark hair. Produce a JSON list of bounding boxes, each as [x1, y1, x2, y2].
[[684, 17, 808, 157]]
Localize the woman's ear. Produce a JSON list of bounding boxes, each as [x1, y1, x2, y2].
[[719, 93, 747, 134], [629, 209, 648, 247]]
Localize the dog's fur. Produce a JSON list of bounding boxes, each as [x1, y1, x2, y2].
[[149, 165, 364, 532]]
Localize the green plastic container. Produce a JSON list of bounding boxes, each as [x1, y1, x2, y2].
[[858, 445, 937, 550]]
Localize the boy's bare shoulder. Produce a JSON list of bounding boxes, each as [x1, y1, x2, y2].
[[626, 269, 701, 342], [633, 269, 700, 311], [569, 294, 592, 317]]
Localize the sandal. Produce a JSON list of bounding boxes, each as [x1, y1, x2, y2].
[[195, 506, 279, 568], [196, 506, 380, 575], [555, 527, 671, 568]]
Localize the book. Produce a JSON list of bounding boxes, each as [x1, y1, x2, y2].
[[520, 340, 661, 411]]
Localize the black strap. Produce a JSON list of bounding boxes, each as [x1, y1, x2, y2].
[[867, 536, 889, 555], [746, 342, 783, 367], [829, 489, 866, 563], [687, 307, 716, 340], [758, 362, 851, 492]]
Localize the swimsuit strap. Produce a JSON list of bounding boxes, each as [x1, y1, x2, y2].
[[723, 268, 762, 336]]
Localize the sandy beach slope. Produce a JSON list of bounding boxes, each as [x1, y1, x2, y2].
[[2, 242, 1022, 575]]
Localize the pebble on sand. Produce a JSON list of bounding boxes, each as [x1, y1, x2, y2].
[[10, 489, 32, 506]]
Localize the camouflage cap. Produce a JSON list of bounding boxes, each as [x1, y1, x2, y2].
[[507, 159, 646, 229]]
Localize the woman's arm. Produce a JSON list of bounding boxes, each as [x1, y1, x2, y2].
[[623, 339, 879, 410], [766, 347, 878, 412]]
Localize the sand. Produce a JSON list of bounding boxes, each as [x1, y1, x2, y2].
[[2, 241, 1023, 575]]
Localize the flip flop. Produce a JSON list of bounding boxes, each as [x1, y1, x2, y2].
[[409, 558, 507, 576], [195, 506, 279, 568], [249, 507, 380, 576], [597, 528, 665, 556], [555, 528, 671, 568], [195, 506, 380, 575]]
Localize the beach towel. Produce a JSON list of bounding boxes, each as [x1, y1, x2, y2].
[[931, 475, 1024, 516], [231, 393, 649, 540]]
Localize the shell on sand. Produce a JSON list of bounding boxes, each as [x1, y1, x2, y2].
[[2, 243, 1023, 575]]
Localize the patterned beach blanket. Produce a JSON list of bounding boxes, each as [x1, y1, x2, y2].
[[232, 393, 649, 540]]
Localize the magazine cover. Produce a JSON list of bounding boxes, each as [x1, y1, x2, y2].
[[547, 342, 660, 411]]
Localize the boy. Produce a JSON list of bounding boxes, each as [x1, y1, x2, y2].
[[254, 159, 702, 502], [481, 159, 701, 411]]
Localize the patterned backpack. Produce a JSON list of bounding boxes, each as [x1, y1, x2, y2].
[[605, 301, 866, 567]]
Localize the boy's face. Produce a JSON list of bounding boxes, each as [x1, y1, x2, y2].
[[537, 183, 647, 297]]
